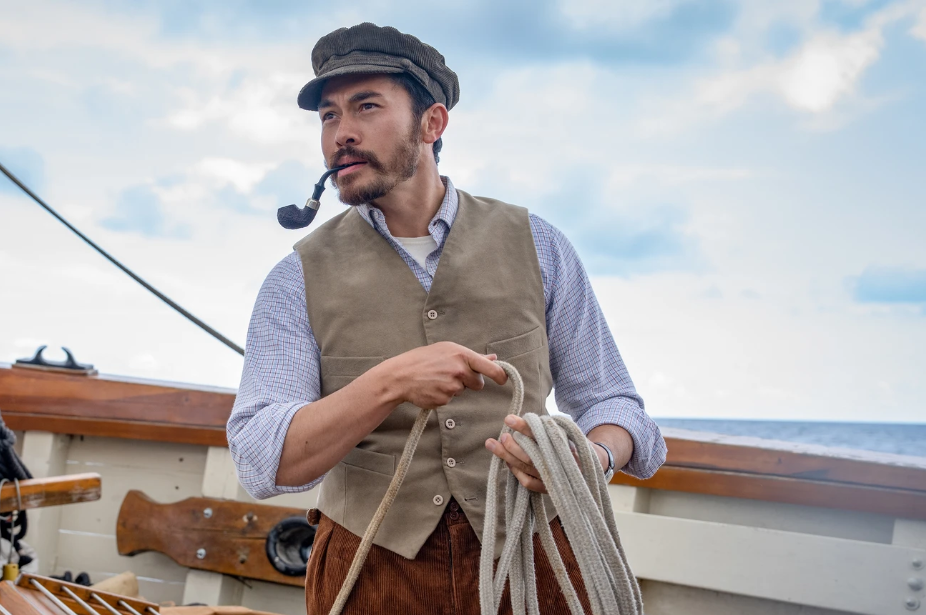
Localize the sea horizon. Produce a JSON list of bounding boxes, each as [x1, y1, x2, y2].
[[653, 417, 926, 458]]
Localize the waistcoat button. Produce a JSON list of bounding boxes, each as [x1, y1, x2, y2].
[[446, 458, 456, 468], [427, 309, 438, 320], [445, 418, 456, 429], [432, 494, 444, 506]]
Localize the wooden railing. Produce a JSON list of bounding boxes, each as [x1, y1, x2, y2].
[[2, 363, 924, 521], [613, 428, 926, 521], [0, 362, 232, 446], [0, 473, 101, 513]]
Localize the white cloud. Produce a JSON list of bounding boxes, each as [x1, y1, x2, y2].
[[0, 1, 292, 76], [195, 158, 276, 192], [165, 73, 316, 146], [778, 30, 882, 112], [2, 0, 319, 150], [642, 0, 924, 133], [913, 6, 926, 40], [695, 27, 883, 115]]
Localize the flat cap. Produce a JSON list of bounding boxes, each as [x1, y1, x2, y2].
[[297, 23, 460, 112]]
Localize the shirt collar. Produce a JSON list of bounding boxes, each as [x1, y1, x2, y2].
[[355, 176, 458, 239]]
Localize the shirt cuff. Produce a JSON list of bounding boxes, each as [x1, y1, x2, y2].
[[574, 398, 667, 480], [228, 400, 324, 500]]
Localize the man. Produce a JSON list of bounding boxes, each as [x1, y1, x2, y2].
[[228, 23, 666, 615]]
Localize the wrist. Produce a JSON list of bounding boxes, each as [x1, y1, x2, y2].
[[592, 442, 608, 471], [367, 358, 406, 407], [587, 424, 634, 471], [592, 441, 616, 482]]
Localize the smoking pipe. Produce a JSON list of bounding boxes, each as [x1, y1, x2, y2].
[[276, 162, 364, 230]]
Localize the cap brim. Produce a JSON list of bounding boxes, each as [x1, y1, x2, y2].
[[297, 64, 406, 111]]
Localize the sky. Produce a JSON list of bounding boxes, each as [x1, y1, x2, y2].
[[1, 0, 924, 422]]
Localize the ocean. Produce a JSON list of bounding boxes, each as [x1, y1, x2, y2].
[[653, 419, 926, 458]]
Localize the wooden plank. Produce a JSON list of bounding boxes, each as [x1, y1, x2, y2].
[[18, 574, 158, 614], [0, 363, 234, 428], [0, 580, 47, 615], [611, 466, 926, 521], [0, 472, 101, 513], [662, 428, 926, 492], [614, 510, 926, 615], [2, 413, 227, 447], [116, 490, 308, 588]]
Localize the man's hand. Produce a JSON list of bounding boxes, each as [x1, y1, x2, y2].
[[382, 341, 508, 409], [485, 415, 619, 493]]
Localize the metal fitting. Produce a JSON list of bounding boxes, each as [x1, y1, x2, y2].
[[910, 578, 925, 592], [196, 548, 206, 560], [906, 597, 921, 611], [203, 507, 213, 518], [914, 558, 925, 571]]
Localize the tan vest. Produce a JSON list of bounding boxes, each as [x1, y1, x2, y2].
[[294, 190, 553, 559]]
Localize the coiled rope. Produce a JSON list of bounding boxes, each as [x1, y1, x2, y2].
[[329, 361, 642, 615]]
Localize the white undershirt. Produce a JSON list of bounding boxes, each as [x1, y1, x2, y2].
[[394, 235, 438, 270]]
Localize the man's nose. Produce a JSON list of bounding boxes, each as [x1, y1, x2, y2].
[[335, 116, 360, 148]]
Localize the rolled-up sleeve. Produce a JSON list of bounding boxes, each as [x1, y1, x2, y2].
[[530, 215, 666, 479], [227, 252, 324, 499]]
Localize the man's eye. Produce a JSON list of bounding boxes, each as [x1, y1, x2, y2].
[[321, 112, 336, 121], [360, 103, 377, 111]]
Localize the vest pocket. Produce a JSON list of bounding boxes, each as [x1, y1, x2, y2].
[[341, 446, 396, 476], [342, 451, 396, 533], [486, 326, 543, 360], [320, 355, 385, 396]]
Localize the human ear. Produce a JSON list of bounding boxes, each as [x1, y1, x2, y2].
[[421, 103, 449, 145]]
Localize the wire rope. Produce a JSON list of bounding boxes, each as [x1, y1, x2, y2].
[[0, 161, 244, 356]]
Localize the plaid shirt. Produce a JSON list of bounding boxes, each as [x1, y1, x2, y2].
[[228, 178, 666, 499]]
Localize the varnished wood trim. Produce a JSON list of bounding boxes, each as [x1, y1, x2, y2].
[[0, 580, 47, 614], [0, 472, 101, 513], [1, 413, 228, 447], [662, 428, 926, 492], [0, 364, 234, 428], [611, 465, 926, 520]]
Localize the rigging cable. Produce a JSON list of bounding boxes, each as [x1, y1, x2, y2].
[[0, 161, 244, 356]]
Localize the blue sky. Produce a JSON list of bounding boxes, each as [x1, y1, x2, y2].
[[1, 0, 924, 422]]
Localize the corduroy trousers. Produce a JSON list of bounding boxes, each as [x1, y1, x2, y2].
[[305, 499, 592, 615]]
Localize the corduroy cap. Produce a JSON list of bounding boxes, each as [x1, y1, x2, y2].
[[297, 23, 460, 112]]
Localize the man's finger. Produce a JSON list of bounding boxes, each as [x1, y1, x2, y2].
[[499, 432, 536, 473], [460, 369, 486, 392], [486, 437, 540, 480], [508, 464, 547, 494], [466, 352, 508, 385], [503, 414, 535, 440]]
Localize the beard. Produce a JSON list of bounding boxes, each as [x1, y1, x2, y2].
[[330, 123, 420, 206]]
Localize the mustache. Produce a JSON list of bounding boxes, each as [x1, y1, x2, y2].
[[328, 146, 385, 173]]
